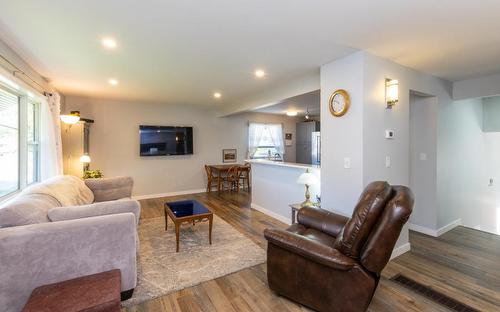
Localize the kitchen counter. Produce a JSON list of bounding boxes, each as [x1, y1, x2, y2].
[[247, 159, 320, 224], [245, 159, 320, 170]]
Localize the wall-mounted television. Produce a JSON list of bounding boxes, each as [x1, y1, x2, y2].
[[139, 125, 193, 156]]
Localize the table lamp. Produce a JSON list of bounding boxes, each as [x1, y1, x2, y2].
[[80, 154, 91, 172], [297, 169, 319, 208]]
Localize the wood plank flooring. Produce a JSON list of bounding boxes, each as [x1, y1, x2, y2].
[[124, 191, 500, 312]]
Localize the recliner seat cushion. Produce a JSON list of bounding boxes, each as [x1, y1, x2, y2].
[[334, 181, 392, 258]]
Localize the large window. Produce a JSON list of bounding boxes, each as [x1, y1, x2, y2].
[[0, 86, 40, 198], [0, 88, 19, 196], [248, 123, 285, 159]]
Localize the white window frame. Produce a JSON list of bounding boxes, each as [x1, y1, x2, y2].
[[0, 83, 41, 199], [248, 122, 285, 160]]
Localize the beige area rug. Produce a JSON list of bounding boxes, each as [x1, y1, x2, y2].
[[122, 215, 267, 307]]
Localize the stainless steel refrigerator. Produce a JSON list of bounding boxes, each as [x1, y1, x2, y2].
[[311, 131, 321, 165]]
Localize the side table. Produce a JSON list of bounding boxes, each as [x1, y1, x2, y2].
[[289, 203, 321, 224]]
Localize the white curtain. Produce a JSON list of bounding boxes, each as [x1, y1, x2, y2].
[[267, 123, 285, 156], [40, 93, 63, 180], [248, 123, 266, 158], [248, 122, 285, 158]]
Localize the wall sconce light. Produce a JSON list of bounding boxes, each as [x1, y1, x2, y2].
[[60, 111, 81, 124], [385, 79, 399, 109]]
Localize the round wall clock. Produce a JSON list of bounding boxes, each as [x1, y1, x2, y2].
[[329, 89, 350, 117]]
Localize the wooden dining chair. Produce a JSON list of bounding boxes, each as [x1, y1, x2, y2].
[[204, 165, 218, 192], [222, 166, 240, 191], [238, 164, 251, 190]]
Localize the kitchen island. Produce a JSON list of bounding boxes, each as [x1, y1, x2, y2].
[[246, 159, 320, 224]]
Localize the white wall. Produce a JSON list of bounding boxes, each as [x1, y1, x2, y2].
[[483, 96, 500, 132], [320, 52, 364, 217], [65, 96, 297, 196], [438, 98, 490, 229], [320, 51, 456, 249], [453, 73, 500, 101], [409, 94, 438, 229]]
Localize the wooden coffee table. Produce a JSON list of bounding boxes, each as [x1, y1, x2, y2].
[[164, 200, 213, 252]]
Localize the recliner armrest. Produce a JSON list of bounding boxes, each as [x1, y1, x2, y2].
[[264, 228, 356, 270], [297, 207, 349, 237]]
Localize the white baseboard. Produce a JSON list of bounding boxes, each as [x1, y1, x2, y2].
[[409, 218, 462, 237], [390, 242, 411, 259], [251, 203, 292, 225], [133, 188, 206, 200], [437, 218, 462, 236]]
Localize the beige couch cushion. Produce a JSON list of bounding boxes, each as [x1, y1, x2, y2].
[[22, 175, 94, 206], [0, 194, 61, 227], [0, 175, 94, 227]]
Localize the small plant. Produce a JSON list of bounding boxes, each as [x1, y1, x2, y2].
[[83, 169, 103, 179]]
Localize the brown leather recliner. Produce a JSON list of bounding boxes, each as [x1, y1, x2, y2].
[[264, 181, 414, 312]]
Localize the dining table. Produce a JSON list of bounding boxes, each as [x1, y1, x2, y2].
[[207, 164, 245, 192]]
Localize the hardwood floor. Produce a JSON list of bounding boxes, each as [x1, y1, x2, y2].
[[124, 191, 500, 312]]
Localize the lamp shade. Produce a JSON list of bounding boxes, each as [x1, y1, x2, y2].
[[296, 171, 319, 186], [79, 154, 91, 163]]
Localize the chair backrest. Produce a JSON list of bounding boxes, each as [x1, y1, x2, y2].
[[333, 181, 413, 274], [227, 166, 239, 179], [360, 186, 414, 274], [204, 165, 212, 178], [333, 182, 393, 259]]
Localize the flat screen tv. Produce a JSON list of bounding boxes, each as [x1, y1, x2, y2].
[[139, 125, 193, 156]]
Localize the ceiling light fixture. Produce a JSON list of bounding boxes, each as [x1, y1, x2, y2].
[[286, 111, 298, 117], [101, 37, 117, 49], [60, 111, 81, 124], [108, 79, 119, 86], [254, 69, 266, 78], [213, 92, 222, 99]]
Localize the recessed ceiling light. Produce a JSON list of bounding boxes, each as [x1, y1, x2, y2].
[[254, 69, 266, 78], [213, 92, 222, 99], [286, 111, 298, 116], [108, 79, 119, 86], [101, 37, 117, 49]]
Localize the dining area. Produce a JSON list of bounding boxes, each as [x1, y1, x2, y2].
[[204, 163, 251, 193]]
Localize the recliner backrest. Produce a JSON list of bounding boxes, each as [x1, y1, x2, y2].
[[359, 186, 414, 274], [334, 181, 392, 258]]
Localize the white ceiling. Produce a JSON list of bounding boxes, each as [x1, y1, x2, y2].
[[253, 90, 320, 116], [0, 1, 499, 107]]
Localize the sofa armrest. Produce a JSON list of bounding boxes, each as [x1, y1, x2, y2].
[[297, 207, 349, 237], [84, 177, 134, 202], [0, 214, 137, 312], [48, 199, 141, 225], [264, 228, 356, 270]]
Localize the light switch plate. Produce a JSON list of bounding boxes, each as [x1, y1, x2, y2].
[[344, 157, 351, 169], [385, 129, 395, 139], [419, 153, 427, 161], [385, 156, 391, 168]]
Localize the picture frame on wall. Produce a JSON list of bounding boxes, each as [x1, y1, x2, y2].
[[222, 149, 237, 163]]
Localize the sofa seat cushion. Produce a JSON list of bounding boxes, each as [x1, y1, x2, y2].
[[0, 194, 60, 227], [287, 223, 336, 247], [22, 175, 94, 207]]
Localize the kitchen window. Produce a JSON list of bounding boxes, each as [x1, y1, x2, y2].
[[0, 85, 40, 198], [248, 122, 285, 160]]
